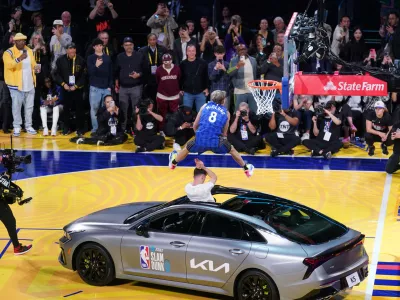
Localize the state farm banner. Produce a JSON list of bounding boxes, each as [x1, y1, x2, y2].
[[294, 72, 388, 96]]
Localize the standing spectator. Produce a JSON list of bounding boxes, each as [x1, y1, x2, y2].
[[200, 27, 223, 63], [227, 44, 258, 113], [303, 101, 343, 159], [3, 33, 40, 136], [197, 16, 217, 44], [146, 3, 178, 51], [172, 24, 197, 65], [331, 16, 350, 57], [139, 33, 167, 104], [248, 34, 271, 68], [53, 43, 86, 136], [260, 52, 284, 82], [88, 0, 119, 40], [365, 100, 392, 156], [87, 38, 112, 135], [27, 12, 51, 44], [208, 45, 230, 109], [28, 33, 49, 130], [253, 19, 274, 51], [85, 31, 116, 62], [381, 11, 400, 59], [186, 20, 197, 40], [216, 6, 231, 39], [114, 37, 146, 132], [61, 12, 81, 52], [228, 102, 264, 155], [272, 17, 286, 41], [180, 45, 209, 112], [341, 27, 367, 64], [40, 77, 62, 136], [168, 0, 186, 24], [9, 6, 28, 36], [224, 17, 246, 62], [155, 53, 181, 131], [49, 20, 72, 72]]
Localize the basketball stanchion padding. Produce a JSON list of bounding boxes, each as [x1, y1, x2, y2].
[[247, 80, 282, 115]]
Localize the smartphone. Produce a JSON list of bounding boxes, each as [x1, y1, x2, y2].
[[208, 26, 213, 32], [22, 49, 27, 54], [104, 0, 109, 6], [110, 101, 115, 107], [240, 56, 245, 61]]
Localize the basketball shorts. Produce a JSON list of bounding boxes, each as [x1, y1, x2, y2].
[[186, 136, 232, 154]]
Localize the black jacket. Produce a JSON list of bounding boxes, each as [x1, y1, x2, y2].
[[180, 58, 209, 94], [53, 54, 86, 89], [138, 45, 167, 85], [96, 106, 124, 135], [172, 37, 198, 65], [114, 51, 146, 88]]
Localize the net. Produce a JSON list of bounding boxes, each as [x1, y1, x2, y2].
[[247, 80, 282, 115]]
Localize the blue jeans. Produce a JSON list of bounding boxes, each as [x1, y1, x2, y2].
[[183, 92, 206, 112], [89, 86, 111, 132]]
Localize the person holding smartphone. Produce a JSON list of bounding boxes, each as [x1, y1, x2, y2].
[[87, 38, 112, 136]]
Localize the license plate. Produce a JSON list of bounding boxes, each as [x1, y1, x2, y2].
[[346, 271, 361, 287]]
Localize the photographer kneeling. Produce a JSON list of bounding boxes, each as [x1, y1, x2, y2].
[[303, 101, 343, 159], [134, 99, 165, 153], [71, 95, 128, 146], [265, 100, 301, 157], [164, 106, 196, 151], [228, 102, 265, 155]]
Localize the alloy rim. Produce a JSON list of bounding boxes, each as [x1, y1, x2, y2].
[[78, 248, 108, 283], [240, 275, 272, 300]]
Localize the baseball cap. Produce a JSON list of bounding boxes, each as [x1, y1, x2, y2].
[[66, 43, 76, 49], [162, 53, 173, 62], [53, 20, 63, 26], [374, 100, 386, 109], [13, 33, 27, 41], [123, 37, 133, 44]]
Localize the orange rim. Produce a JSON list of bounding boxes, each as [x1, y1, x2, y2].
[[247, 80, 282, 91]]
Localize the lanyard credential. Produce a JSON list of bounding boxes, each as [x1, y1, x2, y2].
[[71, 57, 76, 75], [148, 47, 158, 65]]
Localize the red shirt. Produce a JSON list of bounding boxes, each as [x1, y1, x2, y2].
[[156, 64, 181, 100]]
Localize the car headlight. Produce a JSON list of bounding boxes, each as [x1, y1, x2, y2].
[[64, 229, 85, 241]]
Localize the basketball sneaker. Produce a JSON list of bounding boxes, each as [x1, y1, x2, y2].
[[14, 243, 32, 255], [244, 164, 255, 178], [169, 150, 178, 170]]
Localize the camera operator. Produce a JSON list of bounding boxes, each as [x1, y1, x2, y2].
[[303, 101, 343, 159], [71, 95, 127, 146], [228, 102, 265, 155], [365, 101, 392, 156], [164, 106, 195, 151], [265, 100, 301, 157], [0, 156, 32, 255], [134, 99, 165, 153]]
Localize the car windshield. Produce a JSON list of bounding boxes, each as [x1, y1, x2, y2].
[[221, 195, 348, 245], [123, 196, 188, 224]]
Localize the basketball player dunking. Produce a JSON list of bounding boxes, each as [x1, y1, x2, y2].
[[168, 90, 255, 177]]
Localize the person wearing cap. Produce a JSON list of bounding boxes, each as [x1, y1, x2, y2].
[[87, 38, 113, 135], [303, 100, 343, 159], [139, 33, 167, 106], [155, 52, 181, 132], [49, 19, 72, 72], [114, 36, 146, 132], [365, 100, 393, 156], [53, 43, 86, 136], [2, 32, 41, 136]]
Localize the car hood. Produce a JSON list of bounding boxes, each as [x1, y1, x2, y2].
[[69, 201, 165, 226]]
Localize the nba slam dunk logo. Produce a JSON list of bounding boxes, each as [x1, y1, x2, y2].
[[140, 245, 150, 269], [140, 245, 171, 272]]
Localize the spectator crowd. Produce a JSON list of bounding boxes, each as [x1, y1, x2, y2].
[[1, 0, 400, 163]]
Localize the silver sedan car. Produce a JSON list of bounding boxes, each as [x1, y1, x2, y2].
[[58, 186, 369, 300]]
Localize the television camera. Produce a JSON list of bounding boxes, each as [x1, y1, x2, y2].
[[0, 136, 32, 206]]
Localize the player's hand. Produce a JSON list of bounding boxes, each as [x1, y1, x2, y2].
[[195, 158, 205, 169]]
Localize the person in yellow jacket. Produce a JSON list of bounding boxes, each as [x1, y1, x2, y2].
[[3, 33, 41, 137]]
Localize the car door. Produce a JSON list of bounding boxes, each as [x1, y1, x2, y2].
[[120, 209, 197, 283], [186, 212, 252, 288]]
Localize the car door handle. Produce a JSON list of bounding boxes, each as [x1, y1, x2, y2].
[[229, 249, 244, 255], [170, 241, 186, 248]]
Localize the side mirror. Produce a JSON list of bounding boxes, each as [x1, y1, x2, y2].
[[136, 224, 149, 237]]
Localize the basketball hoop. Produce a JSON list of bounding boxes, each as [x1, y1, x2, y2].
[[247, 80, 282, 115]]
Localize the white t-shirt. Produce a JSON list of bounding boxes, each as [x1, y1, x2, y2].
[[185, 182, 215, 202], [234, 58, 254, 95], [21, 52, 34, 92]]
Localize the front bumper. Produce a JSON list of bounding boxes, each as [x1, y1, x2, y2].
[[295, 265, 369, 300], [58, 235, 73, 269]]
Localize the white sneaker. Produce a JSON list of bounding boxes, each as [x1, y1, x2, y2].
[[26, 127, 37, 135], [43, 128, 49, 136], [76, 138, 84, 144], [169, 150, 178, 170], [301, 133, 310, 142], [51, 128, 57, 136], [245, 164, 255, 178], [173, 143, 182, 151], [13, 128, 21, 137]]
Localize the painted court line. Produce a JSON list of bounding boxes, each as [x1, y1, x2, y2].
[[365, 174, 392, 300]]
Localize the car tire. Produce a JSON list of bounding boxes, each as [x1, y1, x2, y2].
[[75, 243, 115, 286], [236, 270, 279, 300]]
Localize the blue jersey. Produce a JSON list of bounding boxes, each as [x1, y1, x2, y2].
[[196, 102, 228, 145]]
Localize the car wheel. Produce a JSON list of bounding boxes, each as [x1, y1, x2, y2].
[[236, 270, 279, 300], [75, 243, 115, 286]]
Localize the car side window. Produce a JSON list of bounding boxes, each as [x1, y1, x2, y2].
[[242, 223, 266, 243], [147, 211, 197, 234], [199, 213, 244, 240]]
